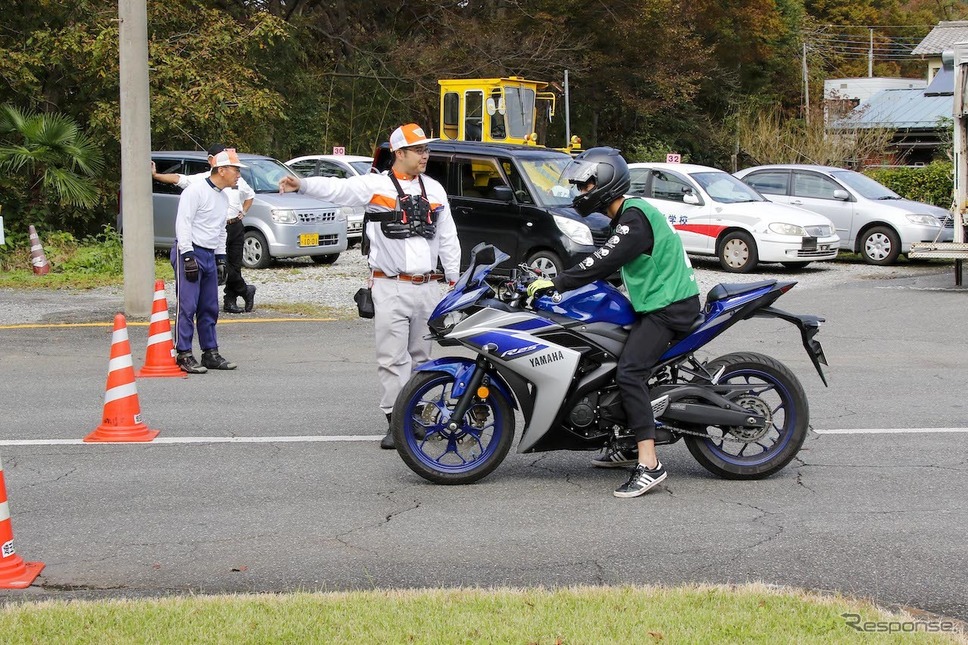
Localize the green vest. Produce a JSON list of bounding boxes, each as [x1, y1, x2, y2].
[[619, 197, 700, 313]]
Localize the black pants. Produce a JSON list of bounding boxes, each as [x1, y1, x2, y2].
[[224, 219, 248, 300], [616, 295, 701, 442]]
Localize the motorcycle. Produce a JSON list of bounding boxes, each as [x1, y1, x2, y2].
[[391, 243, 828, 485]]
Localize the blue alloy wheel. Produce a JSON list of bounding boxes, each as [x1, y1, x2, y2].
[[391, 371, 515, 485], [684, 352, 809, 480]]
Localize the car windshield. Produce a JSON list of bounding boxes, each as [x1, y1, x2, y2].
[[350, 160, 373, 175], [829, 169, 901, 200], [521, 155, 577, 207], [242, 158, 299, 194], [691, 172, 765, 203]]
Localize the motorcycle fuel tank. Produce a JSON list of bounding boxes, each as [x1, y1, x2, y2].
[[535, 281, 636, 325]]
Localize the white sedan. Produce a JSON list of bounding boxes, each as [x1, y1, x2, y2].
[[628, 162, 841, 273], [285, 154, 374, 244]]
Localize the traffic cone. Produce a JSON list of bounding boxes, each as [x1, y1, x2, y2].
[[85, 313, 160, 442], [27, 225, 50, 275], [138, 280, 186, 378], [0, 449, 44, 588]]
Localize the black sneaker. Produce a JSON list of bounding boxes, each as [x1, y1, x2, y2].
[[591, 443, 638, 468], [201, 350, 237, 370], [613, 462, 667, 498], [176, 351, 207, 374], [243, 285, 256, 312]]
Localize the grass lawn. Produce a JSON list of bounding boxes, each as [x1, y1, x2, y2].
[[0, 584, 963, 643]]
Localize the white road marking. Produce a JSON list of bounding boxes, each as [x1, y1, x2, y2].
[[0, 435, 384, 446], [814, 427, 968, 435]]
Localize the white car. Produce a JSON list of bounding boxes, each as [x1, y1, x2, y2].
[[627, 163, 841, 273], [285, 154, 374, 243]]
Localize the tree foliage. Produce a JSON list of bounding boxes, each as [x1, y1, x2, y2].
[[0, 0, 963, 237]]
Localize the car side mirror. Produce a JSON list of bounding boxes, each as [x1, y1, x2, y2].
[[490, 185, 514, 202], [833, 189, 850, 201], [683, 192, 701, 205]]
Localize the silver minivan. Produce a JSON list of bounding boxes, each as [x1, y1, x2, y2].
[[150, 151, 347, 268], [734, 164, 953, 265]]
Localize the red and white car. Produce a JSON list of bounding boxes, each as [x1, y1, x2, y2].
[[627, 162, 840, 273]]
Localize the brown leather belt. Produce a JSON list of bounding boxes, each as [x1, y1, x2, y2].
[[372, 270, 444, 284]]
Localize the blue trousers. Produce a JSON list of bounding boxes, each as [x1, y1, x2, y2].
[[170, 244, 219, 353]]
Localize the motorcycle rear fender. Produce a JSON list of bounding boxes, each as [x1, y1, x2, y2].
[[753, 306, 828, 386], [414, 358, 518, 410]]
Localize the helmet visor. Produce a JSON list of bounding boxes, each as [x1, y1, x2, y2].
[[556, 158, 598, 200]]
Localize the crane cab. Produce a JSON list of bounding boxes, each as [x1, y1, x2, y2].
[[438, 77, 581, 152]]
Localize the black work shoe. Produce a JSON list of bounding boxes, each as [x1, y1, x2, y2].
[[201, 350, 237, 370], [613, 462, 667, 498], [176, 351, 208, 374], [243, 285, 257, 312], [380, 432, 395, 449], [592, 443, 639, 468], [223, 297, 243, 314]]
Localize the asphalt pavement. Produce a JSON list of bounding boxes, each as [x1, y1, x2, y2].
[[0, 265, 966, 623]]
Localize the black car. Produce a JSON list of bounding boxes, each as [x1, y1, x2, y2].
[[375, 141, 611, 277]]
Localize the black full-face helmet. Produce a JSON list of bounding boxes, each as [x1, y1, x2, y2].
[[560, 147, 631, 217]]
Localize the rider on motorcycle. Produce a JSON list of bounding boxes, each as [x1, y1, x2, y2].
[[527, 147, 701, 498]]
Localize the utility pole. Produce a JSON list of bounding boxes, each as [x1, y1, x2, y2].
[[564, 70, 571, 145], [802, 42, 810, 126], [869, 28, 874, 77], [118, 0, 154, 317]]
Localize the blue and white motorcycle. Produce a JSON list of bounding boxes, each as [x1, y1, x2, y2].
[[391, 243, 828, 485]]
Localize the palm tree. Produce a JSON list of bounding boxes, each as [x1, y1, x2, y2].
[[0, 104, 105, 209]]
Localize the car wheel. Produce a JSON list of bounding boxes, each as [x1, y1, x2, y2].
[[311, 254, 339, 265], [860, 226, 901, 265], [526, 250, 563, 278], [242, 229, 271, 269], [781, 262, 811, 269], [718, 231, 758, 273]]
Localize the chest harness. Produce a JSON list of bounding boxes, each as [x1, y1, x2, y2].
[[361, 173, 441, 254]]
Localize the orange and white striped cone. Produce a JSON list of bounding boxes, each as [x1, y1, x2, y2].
[[0, 449, 44, 588], [138, 280, 186, 378], [85, 313, 160, 442], [27, 225, 50, 275]]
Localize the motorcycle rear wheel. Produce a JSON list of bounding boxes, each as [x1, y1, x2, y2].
[[684, 352, 809, 480], [392, 370, 515, 485]]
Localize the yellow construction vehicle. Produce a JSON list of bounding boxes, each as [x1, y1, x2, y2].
[[438, 77, 582, 152]]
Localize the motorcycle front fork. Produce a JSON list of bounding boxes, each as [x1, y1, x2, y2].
[[446, 358, 490, 432]]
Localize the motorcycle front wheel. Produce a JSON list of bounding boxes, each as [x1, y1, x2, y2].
[[684, 352, 809, 480], [391, 370, 515, 485]]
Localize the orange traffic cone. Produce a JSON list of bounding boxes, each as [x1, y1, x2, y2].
[[27, 225, 50, 275], [0, 449, 44, 588], [138, 280, 186, 378], [85, 314, 160, 442]]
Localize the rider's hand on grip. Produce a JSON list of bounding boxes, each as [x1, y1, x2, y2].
[[527, 278, 555, 299], [182, 253, 199, 283]]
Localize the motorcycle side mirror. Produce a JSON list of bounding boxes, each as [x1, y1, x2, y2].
[[475, 246, 496, 265]]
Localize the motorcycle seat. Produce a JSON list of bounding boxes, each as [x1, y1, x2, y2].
[[705, 280, 777, 304]]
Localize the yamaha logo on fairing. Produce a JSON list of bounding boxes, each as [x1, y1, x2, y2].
[[529, 351, 564, 367]]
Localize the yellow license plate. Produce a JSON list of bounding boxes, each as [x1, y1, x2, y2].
[[299, 233, 319, 247]]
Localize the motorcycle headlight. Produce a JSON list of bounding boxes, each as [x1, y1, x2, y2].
[[768, 222, 809, 236], [906, 214, 941, 227], [553, 215, 593, 245], [271, 209, 297, 224]]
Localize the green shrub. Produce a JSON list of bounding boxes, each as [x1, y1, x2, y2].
[[864, 162, 953, 209]]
